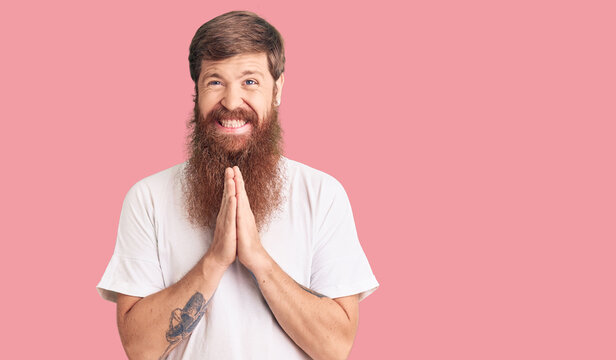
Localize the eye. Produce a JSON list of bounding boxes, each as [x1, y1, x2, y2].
[[207, 80, 222, 86], [244, 79, 258, 86]]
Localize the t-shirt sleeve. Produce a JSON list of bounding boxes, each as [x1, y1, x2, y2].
[[309, 178, 379, 301], [97, 182, 166, 303]]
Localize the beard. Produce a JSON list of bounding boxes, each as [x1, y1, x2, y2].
[[182, 101, 284, 232]]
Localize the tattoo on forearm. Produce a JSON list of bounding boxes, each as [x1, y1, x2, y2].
[[297, 282, 328, 298], [159, 292, 209, 359]]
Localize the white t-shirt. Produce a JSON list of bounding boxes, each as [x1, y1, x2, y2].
[[97, 157, 378, 359]]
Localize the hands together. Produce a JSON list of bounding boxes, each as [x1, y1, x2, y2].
[[208, 166, 268, 272]]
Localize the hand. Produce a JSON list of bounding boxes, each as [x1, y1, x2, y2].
[[206, 167, 237, 269], [233, 166, 269, 272]]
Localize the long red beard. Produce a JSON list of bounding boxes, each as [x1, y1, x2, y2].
[[182, 102, 284, 231]]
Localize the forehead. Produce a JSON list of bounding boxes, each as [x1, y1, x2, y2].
[[200, 53, 269, 77]]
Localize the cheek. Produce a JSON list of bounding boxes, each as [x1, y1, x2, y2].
[[198, 97, 218, 115], [245, 95, 272, 121]]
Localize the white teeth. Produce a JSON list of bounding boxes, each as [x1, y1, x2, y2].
[[220, 120, 247, 128]]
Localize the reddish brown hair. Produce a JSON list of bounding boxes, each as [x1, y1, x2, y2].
[[188, 11, 285, 89]]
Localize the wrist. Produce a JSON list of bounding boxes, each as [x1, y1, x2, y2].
[[201, 252, 230, 279], [245, 247, 274, 279]]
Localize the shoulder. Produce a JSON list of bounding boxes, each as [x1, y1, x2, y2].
[[123, 162, 186, 205], [284, 157, 343, 188], [283, 157, 349, 203]]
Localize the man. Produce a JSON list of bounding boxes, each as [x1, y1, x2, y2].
[[97, 11, 378, 360]]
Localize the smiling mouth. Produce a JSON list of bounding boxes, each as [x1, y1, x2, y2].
[[218, 119, 248, 128]]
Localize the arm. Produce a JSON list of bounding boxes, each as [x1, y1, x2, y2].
[[252, 254, 359, 360], [116, 168, 238, 360], [232, 167, 359, 360], [117, 255, 225, 359]]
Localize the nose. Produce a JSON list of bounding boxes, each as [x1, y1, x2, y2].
[[221, 85, 244, 111]]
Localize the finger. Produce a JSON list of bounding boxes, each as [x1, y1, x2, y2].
[[233, 166, 250, 205], [218, 172, 228, 220], [232, 167, 245, 223], [226, 167, 236, 197], [234, 173, 254, 229], [233, 166, 244, 196], [225, 194, 237, 229], [221, 168, 232, 200], [218, 168, 235, 221], [226, 168, 237, 225]]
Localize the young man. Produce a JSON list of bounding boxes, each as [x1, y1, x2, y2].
[[97, 11, 378, 360]]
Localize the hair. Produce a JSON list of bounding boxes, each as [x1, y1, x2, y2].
[[188, 11, 286, 90]]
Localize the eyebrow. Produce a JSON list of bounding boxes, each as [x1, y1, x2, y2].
[[200, 72, 223, 82], [200, 70, 265, 83], [239, 70, 265, 78]]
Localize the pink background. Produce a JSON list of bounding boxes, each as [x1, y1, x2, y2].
[[1, 0, 614, 358]]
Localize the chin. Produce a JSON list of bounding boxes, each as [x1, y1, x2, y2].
[[222, 134, 252, 153]]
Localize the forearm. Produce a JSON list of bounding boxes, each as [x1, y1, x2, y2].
[[251, 253, 358, 360], [117, 253, 226, 360], [233, 165, 358, 359]]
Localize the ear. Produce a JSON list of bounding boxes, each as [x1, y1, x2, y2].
[[275, 73, 285, 106]]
